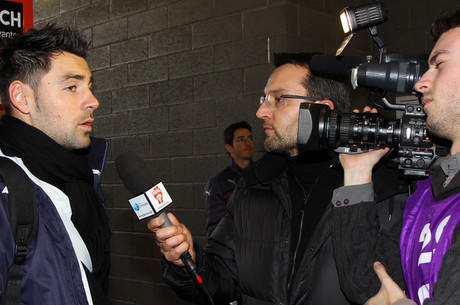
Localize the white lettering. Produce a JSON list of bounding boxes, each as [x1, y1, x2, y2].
[[0, 10, 22, 28], [435, 216, 451, 243], [417, 284, 430, 304], [0, 10, 9, 25], [10, 11, 21, 28]]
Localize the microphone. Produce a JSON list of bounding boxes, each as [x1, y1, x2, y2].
[[311, 54, 364, 76], [115, 151, 214, 305]]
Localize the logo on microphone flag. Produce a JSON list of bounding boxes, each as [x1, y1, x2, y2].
[[128, 182, 173, 221]]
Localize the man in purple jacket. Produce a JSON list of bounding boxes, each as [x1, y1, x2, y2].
[[335, 10, 460, 305]]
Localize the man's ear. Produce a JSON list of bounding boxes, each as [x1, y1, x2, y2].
[[9, 80, 32, 114], [316, 99, 335, 110], [225, 144, 234, 155]]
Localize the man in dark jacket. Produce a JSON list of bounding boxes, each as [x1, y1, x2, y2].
[[205, 121, 254, 236], [0, 24, 111, 304], [148, 53, 407, 305]]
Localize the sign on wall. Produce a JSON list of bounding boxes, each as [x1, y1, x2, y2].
[[0, 0, 33, 115]]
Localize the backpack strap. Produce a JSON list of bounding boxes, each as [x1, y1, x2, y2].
[[0, 157, 38, 304], [0, 157, 38, 264]]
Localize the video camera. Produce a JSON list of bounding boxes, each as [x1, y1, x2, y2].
[[297, 1, 448, 176]]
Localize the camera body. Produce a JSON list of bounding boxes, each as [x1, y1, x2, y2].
[[298, 102, 444, 176]]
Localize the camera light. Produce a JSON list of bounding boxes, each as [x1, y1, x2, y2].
[[340, 2, 388, 34], [340, 11, 352, 34]]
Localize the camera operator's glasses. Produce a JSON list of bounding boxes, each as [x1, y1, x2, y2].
[[260, 94, 321, 109]]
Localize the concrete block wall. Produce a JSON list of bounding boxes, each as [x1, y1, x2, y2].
[[32, 0, 460, 304]]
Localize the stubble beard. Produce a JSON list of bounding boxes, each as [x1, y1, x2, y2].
[[263, 128, 298, 156]]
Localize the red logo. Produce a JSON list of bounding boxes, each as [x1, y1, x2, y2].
[[152, 186, 163, 204]]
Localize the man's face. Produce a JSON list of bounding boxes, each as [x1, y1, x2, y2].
[[256, 64, 309, 156], [28, 51, 99, 150], [415, 26, 460, 143], [227, 128, 254, 163]]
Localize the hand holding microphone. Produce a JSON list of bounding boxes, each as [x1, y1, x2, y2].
[[115, 151, 196, 267], [115, 151, 214, 304]]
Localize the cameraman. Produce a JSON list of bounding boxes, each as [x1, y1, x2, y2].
[[334, 10, 460, 305], [147, 53, 406, 305]]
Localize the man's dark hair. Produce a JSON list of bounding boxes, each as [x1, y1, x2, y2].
[[224, 121, 252, 146], [274, 52, 350, 112], [431, 10, 460, 42], [0, 23, 89, 114]]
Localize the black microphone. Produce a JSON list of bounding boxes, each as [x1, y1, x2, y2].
[[115, 151, 214, 305], [311, 54, 364, 76]]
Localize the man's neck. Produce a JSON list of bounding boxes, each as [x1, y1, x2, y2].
[[233, 158, 251, 169]]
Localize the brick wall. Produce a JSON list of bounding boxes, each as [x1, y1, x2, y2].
[[32, 0, 460, 304]]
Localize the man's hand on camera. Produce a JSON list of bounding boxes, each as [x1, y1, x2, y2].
[[147, 212, 196, 267], [339, 106, 389, 186]]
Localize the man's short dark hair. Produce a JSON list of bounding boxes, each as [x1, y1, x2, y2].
[[273, 53, 350, 113], [0, 23, 89, 114], [431, 10, 460, 42], [224, 121, 252, 146]]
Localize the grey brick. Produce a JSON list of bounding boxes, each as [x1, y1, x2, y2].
[[216, 95, 261, 128], [149, 77, 194, 106], [76, 1, 109, 28], [146, 158, 172, 184], [171, 156, 218, 183], [111, 232, 155, 257], [298, 7, 338, 44], [215, 38, 268, 71], [244, 64, 273, 95], [150, 131, 194, 157], [44, 11, 76, 27], [94, 90, 112, 115], [170, 100, 216, 130], [61, 0, 91, 12], [110, 0, 148, 19], [168, 48, 214, 79], [148, 0, 176, 8], [193, 183, 206, 209], [112, 113, 130, 137], [92, 115, 113, 138], [107, 209, 133, 231], [111, 37, 148, 66], [93, 112, 130, 138], [129, 107, 169, 134], [164, 183, 195, 209], [243, 4, 297, 39], [192, 15, 242, 49], [92, 65, 128, 92], [169, 0, 214, 27], [128, 6, 168, 38], [112, 85, 149, 113], [215, 0, 267, 16], [194, 127, 224, 155], [87, 45, 110, 71], [194, 70, 243, 101], [93, 18, 128, 47], [128, 56, 168, 85], [171, 209, 206, 236], [110, 134, 150, 158], [33, 0, 60, 22], [148, 26, 191, 57]]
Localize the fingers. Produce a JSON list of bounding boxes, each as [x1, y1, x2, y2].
[[373, 261, 390, 282], [352, 106, 378, 113]]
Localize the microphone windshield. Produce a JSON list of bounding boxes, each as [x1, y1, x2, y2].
[[115, 151, 153, 195], [311, 54, 363, 76]]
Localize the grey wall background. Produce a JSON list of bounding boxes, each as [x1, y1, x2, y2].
[[32, 0, 460, 304]]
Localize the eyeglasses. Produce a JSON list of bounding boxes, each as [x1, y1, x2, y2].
[[259, 94, 322, 109]]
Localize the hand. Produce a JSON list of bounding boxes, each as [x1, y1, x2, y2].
[[147, 212, 195, 266], [365, 262, 407, 305], [339, 106, 389, 186]]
